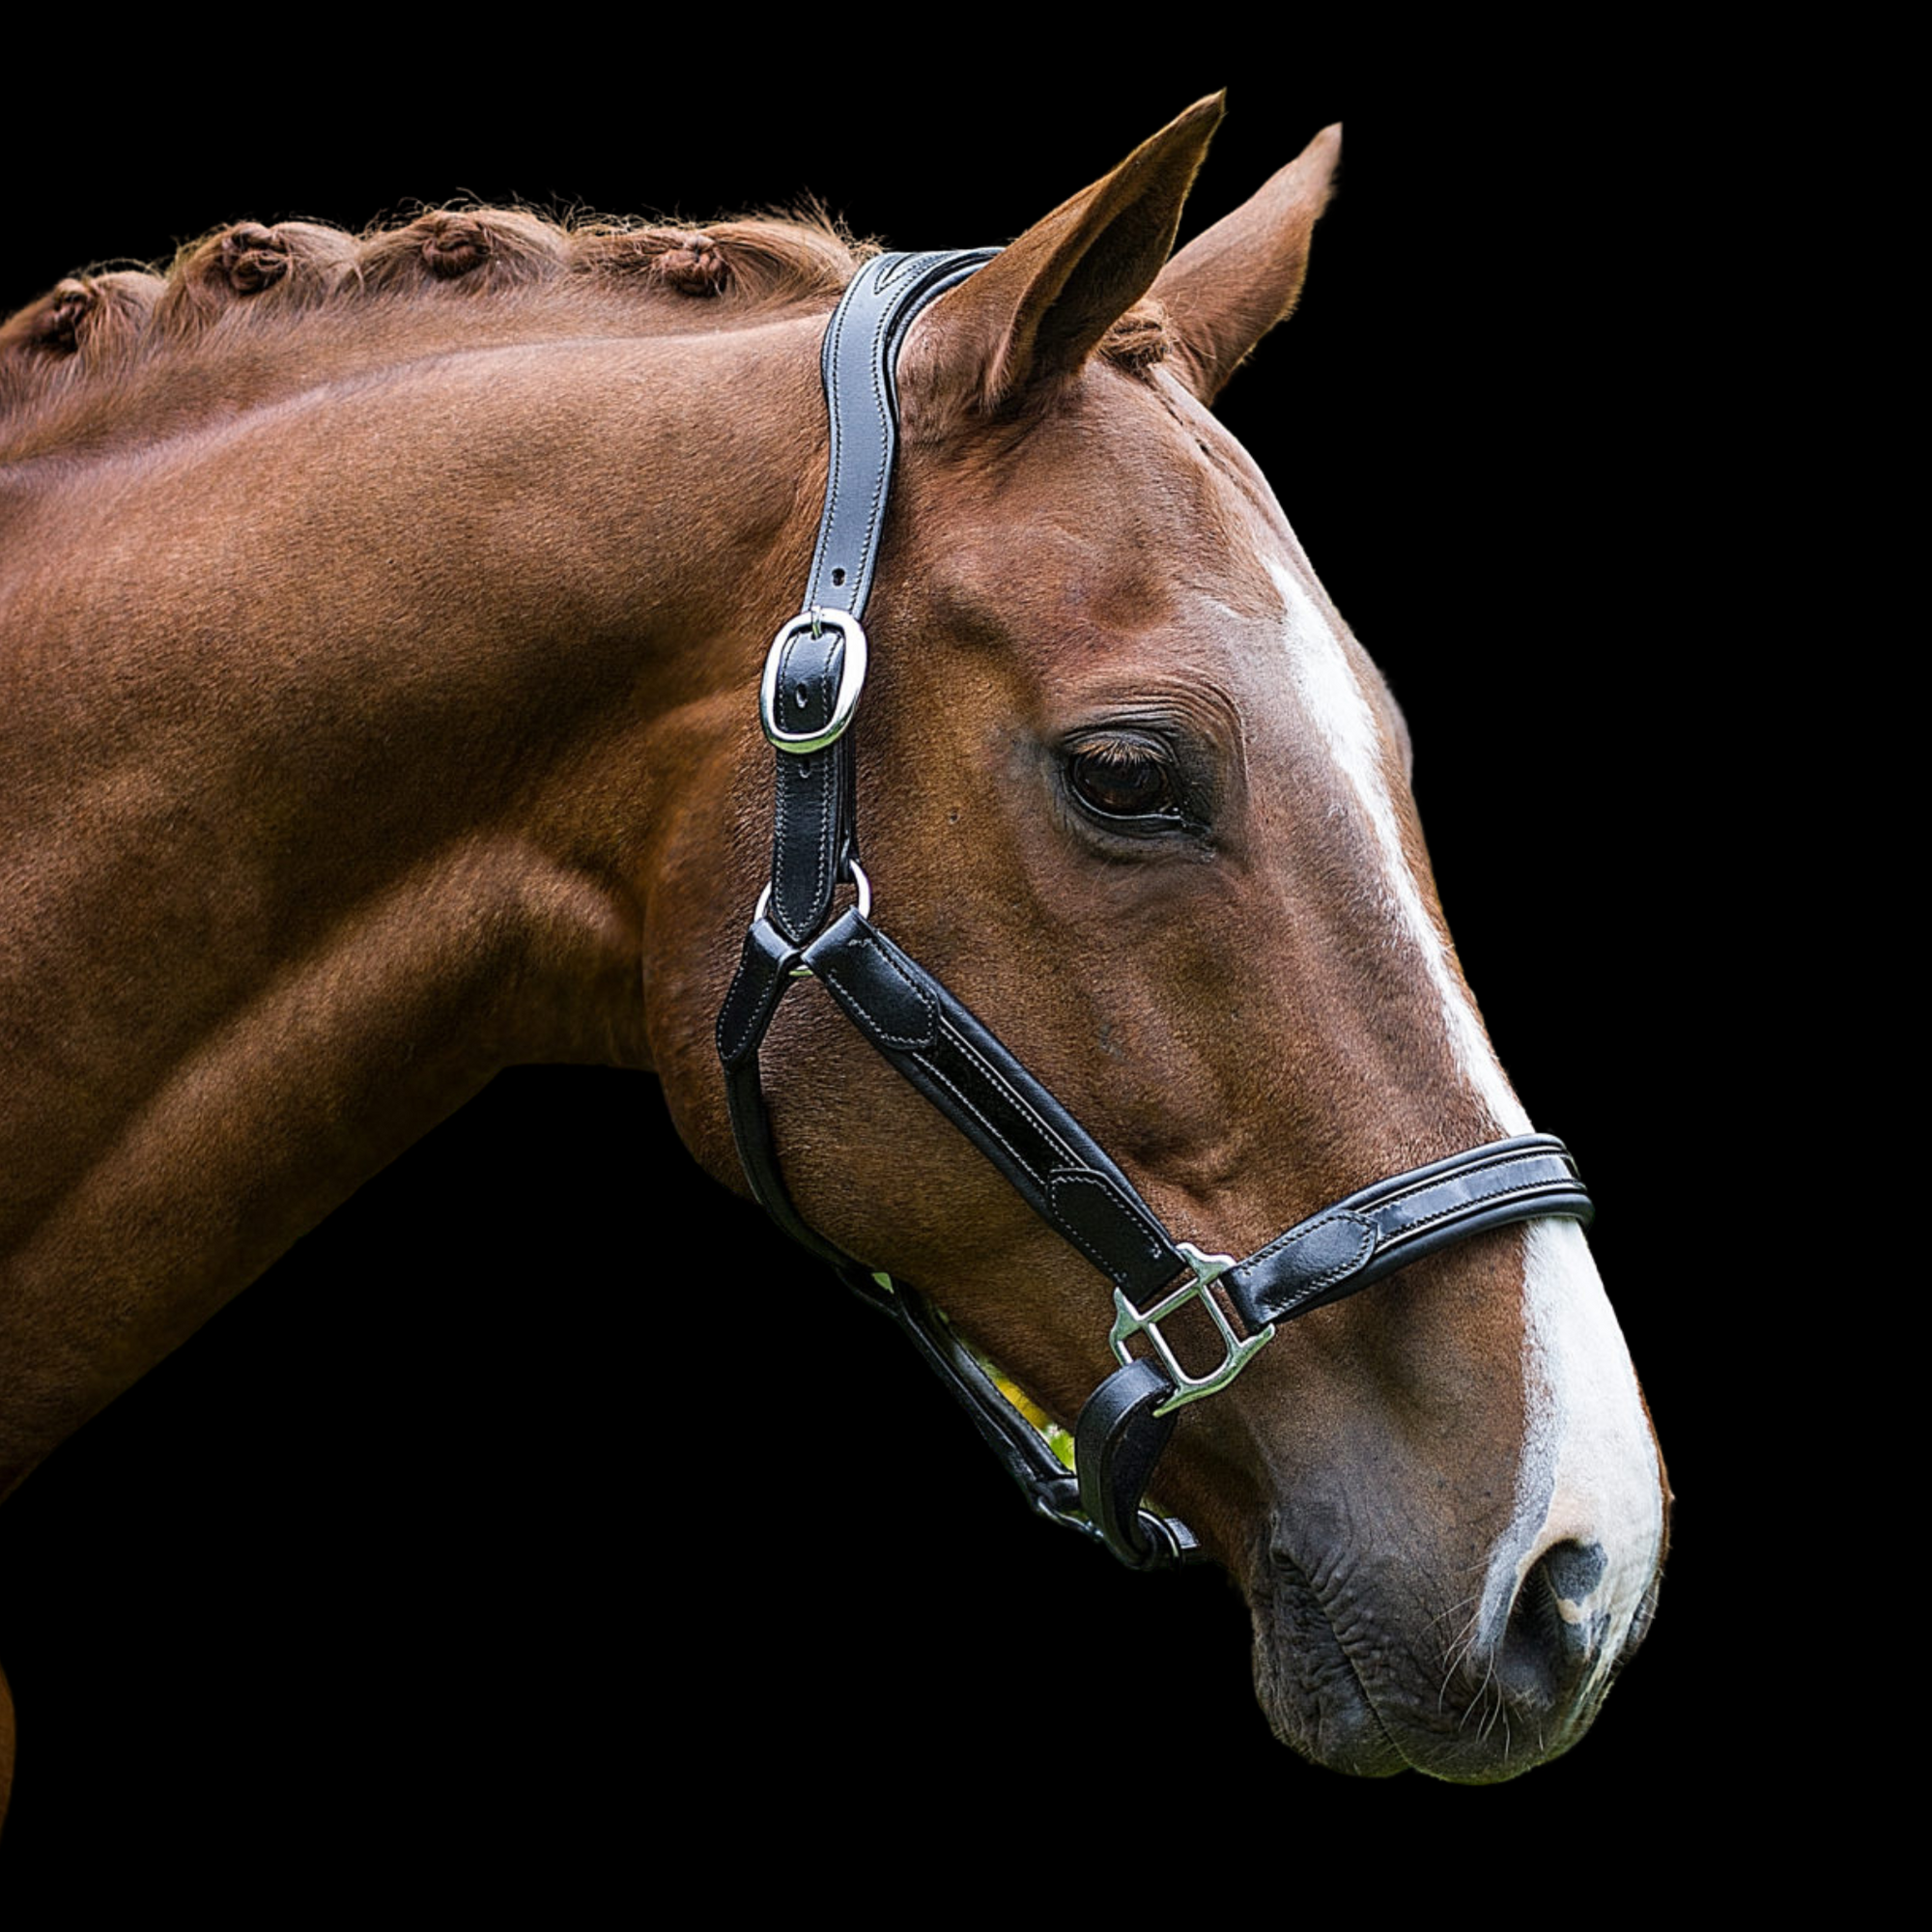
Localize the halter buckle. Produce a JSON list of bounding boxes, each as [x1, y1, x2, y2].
[[760, 608, 868, 753], [1109, 1242, 1276, 1417]]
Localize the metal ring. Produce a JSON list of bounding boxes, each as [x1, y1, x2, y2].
[[759, 608, 868, 753], [1111, 1240, 1275, 1416], [752, 860, 873, 947]]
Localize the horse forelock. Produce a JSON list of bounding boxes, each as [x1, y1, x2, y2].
[[1, 207, 1172, 459]]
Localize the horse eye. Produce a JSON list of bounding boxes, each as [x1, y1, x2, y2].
[[1065, 738, 1182, 823]]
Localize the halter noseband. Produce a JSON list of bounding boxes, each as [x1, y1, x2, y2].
[[716, 250, 1593, 1569]]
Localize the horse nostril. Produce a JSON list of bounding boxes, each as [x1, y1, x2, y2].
[[1497, 1538, 1609, 1715]]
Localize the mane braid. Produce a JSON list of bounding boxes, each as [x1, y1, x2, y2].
[[0, 205, 873, 456], [1, 202, 1168, 455]]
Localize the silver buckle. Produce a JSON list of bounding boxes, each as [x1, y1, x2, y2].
[[759, 607, 868, 753], [1109, 1242, 1275, 1416]]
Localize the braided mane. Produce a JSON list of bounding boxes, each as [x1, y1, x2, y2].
[[1, 204, 1170, 463], [0, 207, 869, 460]]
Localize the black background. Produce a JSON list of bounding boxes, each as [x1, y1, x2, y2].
[[3, 45, 1745, 1899]]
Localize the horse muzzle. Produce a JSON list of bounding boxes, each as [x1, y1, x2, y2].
[[1249, 1518, 1665, 1781]]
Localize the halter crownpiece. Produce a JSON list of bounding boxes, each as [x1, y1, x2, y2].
[[717, 250, 1594, 1569]]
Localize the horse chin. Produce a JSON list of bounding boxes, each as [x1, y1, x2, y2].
[[1245, 1565, 1409, 1778]]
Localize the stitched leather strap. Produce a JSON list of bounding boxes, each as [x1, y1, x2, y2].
[[764, 249, 997, 945], [804, 911, 1188, 1302], [1074, 1362, 1191, 1570], [716, 915, 855, 1276], [764, 636, 855, 946], [1226, 1137, 1592, 1329], [803, 250, 998, 618]]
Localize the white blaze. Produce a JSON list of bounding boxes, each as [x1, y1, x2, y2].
[[1269, 560, 1527, 1135], [1268, 559, 1662, 1682]]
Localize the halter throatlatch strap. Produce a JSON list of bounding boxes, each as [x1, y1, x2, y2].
[[719, 248, 1598, 1572]]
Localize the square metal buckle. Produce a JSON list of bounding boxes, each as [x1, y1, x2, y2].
[[1109, 1242, 1275, 1416]]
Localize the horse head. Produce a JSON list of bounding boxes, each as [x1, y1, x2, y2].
[[0, 98, 1665, 1817], [658, 99, 1668, 1778]]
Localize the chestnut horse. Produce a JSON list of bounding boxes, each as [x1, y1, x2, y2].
[[0, 98, 1665, 1822]]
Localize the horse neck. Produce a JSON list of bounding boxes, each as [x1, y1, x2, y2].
[[0, 317, 820, 1478]]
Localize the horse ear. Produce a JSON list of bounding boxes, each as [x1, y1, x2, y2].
[[911, 95, 1224, 417], [1151, 123, 1341, 404]]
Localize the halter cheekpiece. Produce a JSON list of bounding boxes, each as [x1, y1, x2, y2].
[[716, 249, 1594, 1568]]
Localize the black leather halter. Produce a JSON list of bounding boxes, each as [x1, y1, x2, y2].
[[717, 250, 1594, 1568]]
